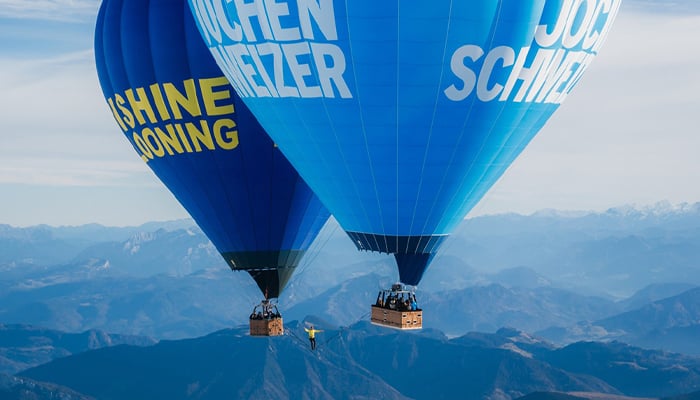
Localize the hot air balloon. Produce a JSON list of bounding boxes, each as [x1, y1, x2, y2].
[[187, 0, 620, 329], [94, 0, 330, 336]]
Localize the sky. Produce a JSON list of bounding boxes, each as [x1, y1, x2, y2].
[[0, 0, 698, 227]]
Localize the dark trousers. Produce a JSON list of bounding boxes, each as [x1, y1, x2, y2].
[[309, 337, 316, 350]]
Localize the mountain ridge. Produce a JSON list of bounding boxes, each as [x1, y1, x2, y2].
[[16, 322, 700, 400]]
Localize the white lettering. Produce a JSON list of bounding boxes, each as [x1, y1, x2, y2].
[[535, 0, 574, 48], [298, 0, 338, 40], [536, 50, 585, 103], [247, 44, 281, 96], [210, 42, 351, 99], [265, 0, 301, 41], [444, 45, 483, 101], [191, 0, 222, 45], [499, 46, 530, 101], [445, 0, 617, 104], [190, 0, 351, 99], [477, 46, 515, 102], [562, 0, 597, 49], [503, 48, 556, 102], [230, 43, 272, 96], [311, 42, 351, 98], [283, 42, 319, 97], [234, 0, 273, 42], [214, 0, 243, 41], [211, 46, 252, 96], [591, 0, 621, 53], [525, 49, 565, 102]]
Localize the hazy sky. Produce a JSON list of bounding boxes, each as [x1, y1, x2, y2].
[[0, 0, 698, 227]]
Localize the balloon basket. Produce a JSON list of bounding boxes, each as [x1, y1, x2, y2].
[[249, 317, 284, 337], [370, 306, 422, 330], [370, 284, 422, 330], [249, 299, 284, 337]]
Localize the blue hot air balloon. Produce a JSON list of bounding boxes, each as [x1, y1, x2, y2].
[[94, 0, 330, 300], [186, 0, 620, 286]]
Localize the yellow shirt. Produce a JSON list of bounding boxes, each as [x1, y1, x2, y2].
[[305, 328, 320, 339]]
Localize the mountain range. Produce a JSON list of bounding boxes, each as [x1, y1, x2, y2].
[[441, 203, 700, 297], [2, 204, 700, 342], [12, 322, 700, 400], [539, 287, 700, 355], [0, 324, 154, 375], [3, 205, 700, 398]]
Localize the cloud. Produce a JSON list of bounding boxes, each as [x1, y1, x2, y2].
[[0, 0, 99, 22], [0, 157, 151, 187], [624, 0, 700, 15], [0, 46, 157, 188], [0, 4, 186, 226], [471, 10, 700, 216]]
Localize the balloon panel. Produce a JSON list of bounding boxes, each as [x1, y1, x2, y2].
[[95, 0, 330, 298], [187, 0, 620, 284]]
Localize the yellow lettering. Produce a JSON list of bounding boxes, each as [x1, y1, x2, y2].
[[173, 124, 194, 153], [213, 118, 239, 150], [132, 132, 153, 162], [142, 127, 166, 157], [106, 98, 128, 132], [154, 125, 185, 156], [200, 77, 235, 116], [163, 79, 202, 119], [115, 94, 135, 129], [186, 120, 215, 152], [125, 87, 157, 125], [149, 83, 172, 121]]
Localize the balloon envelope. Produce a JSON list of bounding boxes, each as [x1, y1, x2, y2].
[[187, 0, 620, 284], [94, 0, 330, 298]]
